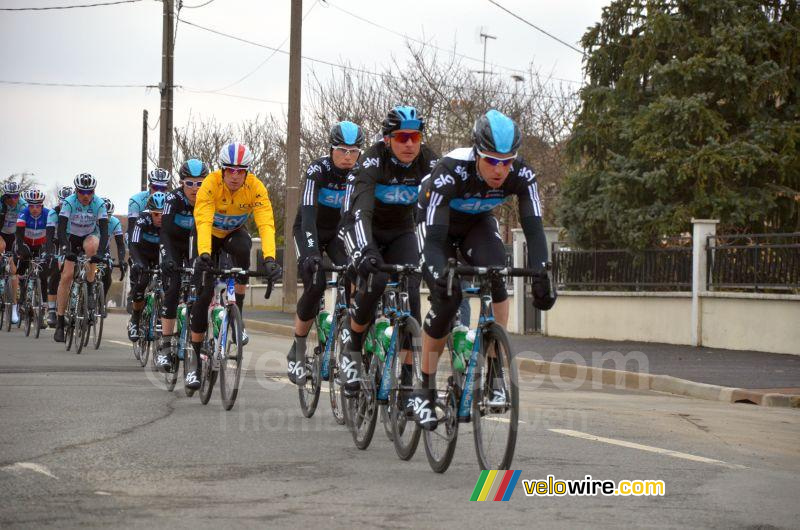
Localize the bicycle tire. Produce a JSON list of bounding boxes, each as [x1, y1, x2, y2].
[[199, 339, 216, 405], [182, 336, 195, 397], [472, 323, 519, 471], [3, 281, 12, 332], [349, 351, 379, 450], [149, 294, 163, 370], [75, 283, 88, 355], [92, 287, 105, 349], [137, 309, 151, 367], [219, 304, 244, 411], [423, 341, 460, 473], [328, 315, 346, 425], [391, 317, 423, 461], [23, 286, 32, 337], [298, 341, 322, 419], [64, 296, 75, 352], [33, 279, 42, 339]]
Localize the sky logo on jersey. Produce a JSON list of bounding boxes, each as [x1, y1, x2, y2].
[[174, 213, 194, 230], [450, 197, 505, 214], [318, 187, 346, 208], [141, 231, 160, 244], [374, 184, 418, 205], [213, 213, 248, 230], [470, 470, 522, 501]]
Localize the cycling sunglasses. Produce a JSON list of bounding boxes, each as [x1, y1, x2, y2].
[[333, 146, 361, 156], [4, 194, 19, 199], [182, 180, 204, 188], [389, 131, 422, 144], [223, 167, 248, 175], [477, 150, 517, 167], [77, 189, 95, 195], [149, 184, 168, 192]]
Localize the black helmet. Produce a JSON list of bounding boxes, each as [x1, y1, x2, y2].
[[329, 121, 364, 148], [473, 110, 521, 155], [381, 105, 425, 136], [178, 159, 210, 180]]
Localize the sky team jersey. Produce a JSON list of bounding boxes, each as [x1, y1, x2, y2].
[[163, 189, 194, 231], [1, 197, 28, 234], [194, 169, 276, 257], [131, 211, 160, 246], [16, 206, 50, 246], [59, 194, 108, 238], [128, 190, 149, 220], [294, 155, 349, 230], [418, 147, 542, 228]]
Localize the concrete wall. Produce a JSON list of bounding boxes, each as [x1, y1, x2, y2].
[[700, 292, 800, 355], [543, 292, 693, 345]]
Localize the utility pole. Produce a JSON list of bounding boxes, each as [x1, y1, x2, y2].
[[479, 31, 496, 107], [141, 109, 148, 191], [158, 0, 175, 173], [282, 0, 302, 312]]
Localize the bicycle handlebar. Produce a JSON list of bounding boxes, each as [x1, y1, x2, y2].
[[445, 258, 550, 297]]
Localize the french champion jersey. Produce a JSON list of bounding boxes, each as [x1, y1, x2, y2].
[[59, 194, 108, 238], [418, 147, 542, 228], [16, 206, 50, 246], [1, 196, 28, 235]]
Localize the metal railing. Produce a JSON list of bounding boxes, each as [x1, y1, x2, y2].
[[552, 241, 692, 291], [707, 233, 800, 292]]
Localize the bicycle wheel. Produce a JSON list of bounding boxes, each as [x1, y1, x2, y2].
[[74, 284, 88, 355], [137, 310, 151, 368], [348, 351, 379, 450], [149, 295, 163, 370], [299, 341, 322, 419], [423, 339, 461, 473], [23, 287, 32, 337], [199, 340, 217, 405], [64, 301, 75, 351], [472, 323, 519, 471], [180, 319, 195, 397], [33, 279, 42, 339], [3, 281, 12, 332], [391, 317, 423, 461], [92, 287, 105, 349], [219, 304, 244, 411], [327, 316, 346, 425]]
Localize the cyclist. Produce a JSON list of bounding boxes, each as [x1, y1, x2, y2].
[[128, 168, 170, 242], [286, 121, 363, 385], [153, 158, 209, 372], [411, 109, 557, 430], [15, 188, 50, 329], [338, 106, 439, 397], [0, 181, 28, 324], [54, 174, 109, 342], [186, 142, 282, 390], [127, 192, 165, 342], [45, 186, 73, 327], [99, 198, 127, 300]]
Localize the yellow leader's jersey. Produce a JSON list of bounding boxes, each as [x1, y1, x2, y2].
[[194, 170, 277, 258]]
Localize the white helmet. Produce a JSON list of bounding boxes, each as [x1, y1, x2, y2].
[[218, 142, 254, 169]]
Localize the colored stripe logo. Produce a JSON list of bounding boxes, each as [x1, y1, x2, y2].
[[470, 470, 522, 501]]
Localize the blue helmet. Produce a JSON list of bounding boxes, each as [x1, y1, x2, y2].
[[329, 121, 364, 147], [178, 158, 210, 180], [382, 105, 425, 136], [473, 110, 521, 155], [147, 191, 166, 211]]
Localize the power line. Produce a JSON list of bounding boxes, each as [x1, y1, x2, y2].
[[0, 0, 147, 11], [180, 0, 216, 8], [487, 0, 584, 55], [204, 0, 319, 93], [181, 87, 286, 105], [178, 18, 579, 100], [322, 0, 581, 85], [0, 79, 156, 88]]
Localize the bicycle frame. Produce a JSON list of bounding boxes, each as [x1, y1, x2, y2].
[[319, 269, 348, 380], [374, 269, 416, 403], [457, 288, 495, 420]]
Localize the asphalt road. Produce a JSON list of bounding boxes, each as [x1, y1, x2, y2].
[[1, 315, 798, 528]]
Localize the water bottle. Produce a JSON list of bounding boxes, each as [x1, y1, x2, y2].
[[177, 304, 186, 334], [372, 317, 390, 360], [317, 310, 331, 342], [381, 325, 393, 352], [226, 278, 235, 303], [211, 305, 224, 338], [451, 324, 470, 373]]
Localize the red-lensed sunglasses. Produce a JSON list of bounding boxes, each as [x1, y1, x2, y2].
[[389, 131, 422, 144], [223, 167, 248, 175], [477, 150, 517, 167]]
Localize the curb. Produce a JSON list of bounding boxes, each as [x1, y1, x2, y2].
[[246, 317, 799, 409]]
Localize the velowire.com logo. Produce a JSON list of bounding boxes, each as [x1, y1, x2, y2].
[[470, 470, 522, 502]]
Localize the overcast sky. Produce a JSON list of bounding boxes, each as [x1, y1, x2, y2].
[[0, 0, 608, 213]]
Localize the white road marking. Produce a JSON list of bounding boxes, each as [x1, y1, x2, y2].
[[94, 491, 111, 496], [108, 340, 130, 347], [484, 417, 527, 424], [2, 462, 58, 479], [549, 429, 746, 469]]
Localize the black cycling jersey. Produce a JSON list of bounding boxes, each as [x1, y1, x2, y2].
[[340, 140, 438, 253], [418, 147, 548, 275], [294, 155, 350, 256], [161, 189, 194, 261], [130, 211, 161, 265]]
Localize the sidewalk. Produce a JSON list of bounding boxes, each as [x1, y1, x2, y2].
[[242, 308, 800, 405]]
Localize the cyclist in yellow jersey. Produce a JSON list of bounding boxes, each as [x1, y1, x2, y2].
[[185, 142, 283, 391]]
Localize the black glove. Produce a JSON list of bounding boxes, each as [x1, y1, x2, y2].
[[17, 244, 31, 260], [301, 254, 322, 276], [195, 253, 213, 273], [355, 247, 382, 277], [118, 261, 128, 281], [263, 257, 282, 282], [130, 262, 143, 279], [89, 255, 104, 264], [532, 269, 557, 311], [161, 260, 176, 275]]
